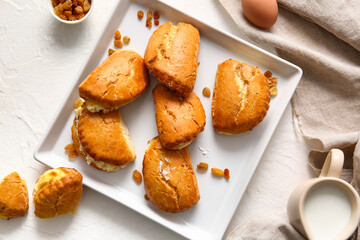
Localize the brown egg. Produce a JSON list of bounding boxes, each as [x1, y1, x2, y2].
[[242, 0, 278, 29]]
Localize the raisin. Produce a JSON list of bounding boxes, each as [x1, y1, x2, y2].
[[202, 87, 211, 97], [132, 170, 142, 184], [68, 151, 78, 158], [211, 168, 224, 177], [264, 71, 272, 78], [76, 13, 85, 19], [153, 11, 160, 20], [123, 36, 130, 44], [69, 14, 77, 21], [64, 143, 76, 153], [73, 99, 83, 109], [147, 10, 152, 19], [74, 6, 83, 14], [114, 30, 121, 40], [108, 48, 115, 56], [137, 10, 144, 19], [83, 0, 91, 12], [146, 18, 152, 28], [197, 162, 208, 170], [62, 0, 72, 10], [154, 20, 159, 26], [114, 40, 123, 48], [224, 168, 230, 180]]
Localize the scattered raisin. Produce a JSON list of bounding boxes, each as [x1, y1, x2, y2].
[[202, 87, 211, 97], [146, 18, 152, 28], [133, 170, 142, 184], [123, 36, 130, 44], [154, 20, 159, 26], [114, 39, 123, 48], [65, 143, 78, 158], [108, 48, 115, 56], [197, 162, 208, 171], [147, 10, 152, 19], [65, 143, 76, 153], [114, 30, 121, 40], [137, 10, 144, 19], [68, 151, 78, 158], [224, 168, 230, 180], [153, 11, 160, 20], [270, 87, 278, 96], [211, 168, 224, 177], [74, 99, 83, 109], [264, 71, 272, 78]]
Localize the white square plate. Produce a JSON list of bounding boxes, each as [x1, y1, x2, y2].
[[34, 0, 302, 239]]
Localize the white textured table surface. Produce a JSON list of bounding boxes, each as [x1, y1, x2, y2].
[[0, 0, 312, 239]]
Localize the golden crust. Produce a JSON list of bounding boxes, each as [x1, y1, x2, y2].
[[33, 168, 83, 219], [153, 84, 206, 150], [79, 49, 150, 110], [144, 22, 200, 97], [0, 172, 29, 220], [72, 106, 136, 171], [211, 59, 270, 134], [143, 137, 200, 213]]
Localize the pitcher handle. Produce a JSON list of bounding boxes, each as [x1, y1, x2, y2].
[[319, 149, 344, 178]]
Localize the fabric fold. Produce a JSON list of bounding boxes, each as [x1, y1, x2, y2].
[[219, 0, 360, 239]]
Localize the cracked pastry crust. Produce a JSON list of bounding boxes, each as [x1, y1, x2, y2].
[[144, 22, 200, 97], [33, 168, 83, 219], [153, 84, 206, 150], [143, 137, 200, 213], [79, 49, 150, 112], [212, 59, 270, 134], [0, 172, 29, 220], [71, 104, 136, 172]]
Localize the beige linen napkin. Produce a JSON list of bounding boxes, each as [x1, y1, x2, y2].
[[218, 0, 360, 239]]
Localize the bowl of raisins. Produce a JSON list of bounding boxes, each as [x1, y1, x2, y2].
[[49, 0, 93, 24]]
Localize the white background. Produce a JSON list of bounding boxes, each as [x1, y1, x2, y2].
[[0, 0, 312, 239]]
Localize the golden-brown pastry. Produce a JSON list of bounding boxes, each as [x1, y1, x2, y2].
[[143, 137, 200, 213], [33, 168, 83, 219], [79, 49, 150, 112], [153, 84, 206, 150], [144, 22, 200, 97], [212, 59, 270, 134], [71, 104, 136, 172], [0, 172, 28, 220]]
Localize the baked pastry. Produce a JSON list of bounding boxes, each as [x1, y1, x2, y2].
[[152, 84, 206, 150], [144, 22, 200, 97], [71, 104, 136, 171], [212, 59, 270, 134], [79, 49, 150, 112], [33, 168, 83, 219], [0, 172, 28, 220], [143, 137, 200, 213]]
